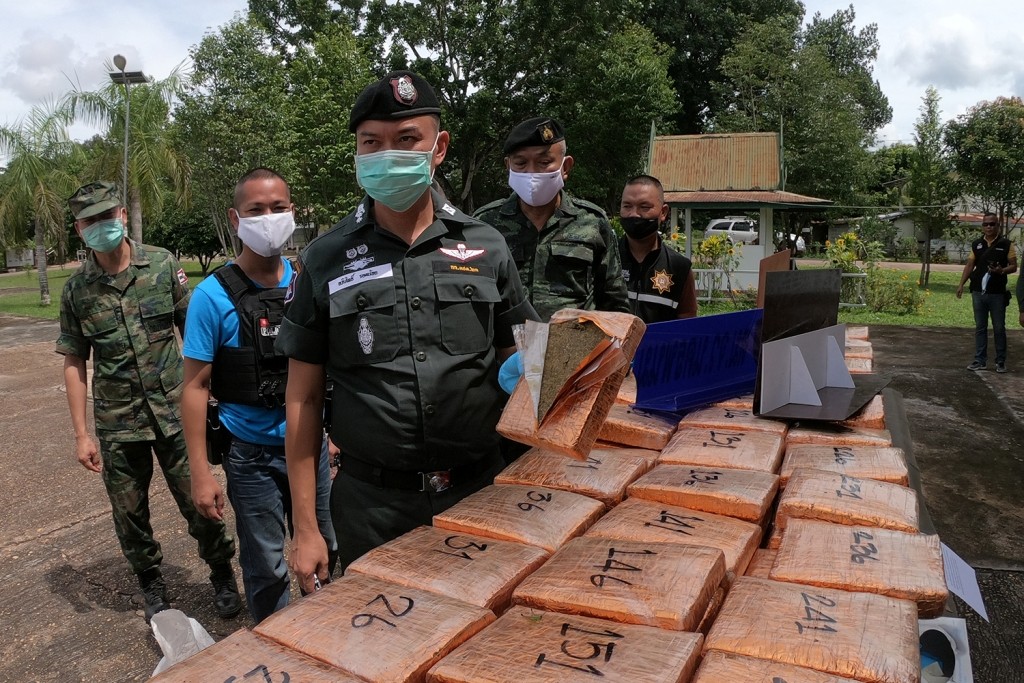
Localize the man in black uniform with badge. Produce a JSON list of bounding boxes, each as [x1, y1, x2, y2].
[[276, 71, 538, 586], [618, 175, 697, 323]]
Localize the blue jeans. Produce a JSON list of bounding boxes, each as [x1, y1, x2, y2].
[[223, 437, 336, 623], [972, 291, 1007, 365]]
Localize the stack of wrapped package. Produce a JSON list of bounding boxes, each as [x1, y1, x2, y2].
[[152, 319, 945, 683]]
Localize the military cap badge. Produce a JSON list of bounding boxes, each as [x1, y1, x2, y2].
[[540, 123, 555, 142], [391, 75, 418, 104]]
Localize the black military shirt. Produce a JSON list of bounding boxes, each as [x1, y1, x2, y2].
[[277, 189, 536, 471], [968, 236, 1014, 293], [618, 236, 694, 324]]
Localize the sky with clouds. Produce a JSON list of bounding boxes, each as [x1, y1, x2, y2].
[[0, 0, 1021, 147]]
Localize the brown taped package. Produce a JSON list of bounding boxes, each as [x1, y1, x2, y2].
[[660, 427, 785, 473], [776, 468, 919, 534], [616, 371, 637, 404], [498, 310, 646, 460], [770, 519, 948, 618], [427, 608, 703, 683], [786, 425, 893, 447], [597, 404, 679, 450], [627, 464, 779, 522], [841, 394, 885, 429], [846, 357, 873, 373], [432, 484, 606, 553], [779, 445, 909, 488], [844, 343, 874, 360], [592, 443, 662, 462], [345, 526, 550, 613], [693, 651, 861, 682], [704, 577, 919, 683], [254, 573, 495, 682], [494, 447, 652, 507], [149, 629, 361, 682], [846, 325, 870, 340], [511, 537, 725, 632], [711, 393, 755, 410], [679, 406, 790, 438], [585, 497, 761, 579], [744, 548, 778, 578]]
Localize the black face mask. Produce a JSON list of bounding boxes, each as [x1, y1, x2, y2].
[[621, 216, 660, 239]]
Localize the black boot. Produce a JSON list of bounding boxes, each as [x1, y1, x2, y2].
[[138, 567, 169, 623], [209, 562, 242, 618]]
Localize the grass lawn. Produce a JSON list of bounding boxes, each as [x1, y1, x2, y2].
[[0, 260, 222, 321], [0, 261, 991, 328]]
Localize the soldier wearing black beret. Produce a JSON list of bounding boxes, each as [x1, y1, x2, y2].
[[475, 116, 629, 321], [278, 71, 538, 586]]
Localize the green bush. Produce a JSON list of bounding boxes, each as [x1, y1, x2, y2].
[[865, 267, 925, 314]]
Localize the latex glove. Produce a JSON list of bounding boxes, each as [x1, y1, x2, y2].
[[498, 351, 523, 395]]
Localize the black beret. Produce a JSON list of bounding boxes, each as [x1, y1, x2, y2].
[[348, 70, 442, 133], [503, 117, 566, 155]]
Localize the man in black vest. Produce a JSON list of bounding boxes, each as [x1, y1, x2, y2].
[[618, 175, 697, 323], [181, 168, 336, 622], [956, 212, 1017, 373]]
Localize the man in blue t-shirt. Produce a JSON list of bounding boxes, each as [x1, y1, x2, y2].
[[182, 168, 336, 622]]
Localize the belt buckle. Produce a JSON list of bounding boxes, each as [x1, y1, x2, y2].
[[421, 470, 452, 493]]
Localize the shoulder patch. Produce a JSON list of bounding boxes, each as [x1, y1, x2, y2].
[[176, 268, 188, 285]]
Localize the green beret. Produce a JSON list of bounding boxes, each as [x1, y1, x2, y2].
[[503, 117, 565, 155], [68, 181, 122, 220], [349, 70, 442, 133]]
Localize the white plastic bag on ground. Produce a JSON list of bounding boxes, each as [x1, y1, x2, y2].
[[150, 609, 215, 677]]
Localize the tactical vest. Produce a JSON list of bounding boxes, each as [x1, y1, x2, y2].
[[210, 264, 289, 407]]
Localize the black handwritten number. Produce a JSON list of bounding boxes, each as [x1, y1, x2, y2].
[[434, 535, 488, 560], [683, 469, 722, 486], [835, 474, 863, 500], [724, 409, 751, 419], [518, 490, 553, 512], [569, 456, 602, 470], [850, 531, 880, 564], [561, 640, 616, 662], [833, 446, 855, 465], [534, 653, 604, 676], [852, 530, 874, 544], [223, 664, 291, 683], [561, 623, 625, 640], [350, 593, 414, 629], [644, 511, 703, 535], [794, 592, 838, 635], [590, 547, 655, 587], [702, 430, 745, 448]]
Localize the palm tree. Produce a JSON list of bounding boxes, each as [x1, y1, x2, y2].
[[65, 62, 191, 244], [0, 101, 79, 306]]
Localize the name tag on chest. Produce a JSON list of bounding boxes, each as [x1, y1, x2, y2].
[[328, 264, 394, 294]]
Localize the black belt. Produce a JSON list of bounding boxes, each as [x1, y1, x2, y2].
[[339, 456, 493, 493]]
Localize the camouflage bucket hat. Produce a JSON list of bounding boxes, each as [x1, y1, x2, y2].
[[68, 181, 122, 220]]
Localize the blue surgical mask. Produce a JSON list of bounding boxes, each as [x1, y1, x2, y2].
[[355, 135, 439, 212], [82, 217, 126, 253]]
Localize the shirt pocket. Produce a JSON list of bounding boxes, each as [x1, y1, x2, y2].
[[139, 296, 176, 342], [434, 273, 502, 355], [80, 303, 126, 359], [328, 278, 401, 365], [92, 377, 134, 432]]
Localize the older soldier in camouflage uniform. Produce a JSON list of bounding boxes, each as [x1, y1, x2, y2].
[[57, 181, 240, 622], [474, 116, 629, 321]]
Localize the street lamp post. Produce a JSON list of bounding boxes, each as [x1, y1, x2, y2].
[[108, 55, 148, 239]]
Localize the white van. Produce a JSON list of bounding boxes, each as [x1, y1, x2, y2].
[[704, 216, 759, 244]]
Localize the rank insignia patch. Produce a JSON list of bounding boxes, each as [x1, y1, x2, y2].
[[651, 269, 674, 294]]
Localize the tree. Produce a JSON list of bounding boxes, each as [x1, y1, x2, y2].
[[174, 17, 295, 256], [0, 102, 79, 305], [247, 0, 678, 213], [147, 201, 224, 275], [714, 11, 889, 208], [945, 96, 1024, 227], [640, 0, 803, 134], [66, 65, 191, 244], [908, 86, 957, 286]]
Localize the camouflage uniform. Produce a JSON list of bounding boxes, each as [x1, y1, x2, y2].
[[475, 192, 630, 321], [56, 241, 235, 574]]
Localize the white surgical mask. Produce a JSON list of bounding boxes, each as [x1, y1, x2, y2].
[[508, 161, 565, 207], [236, 211, 296, 257]]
